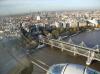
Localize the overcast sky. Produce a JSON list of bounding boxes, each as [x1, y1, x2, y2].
[[0, 0, 100, 15]]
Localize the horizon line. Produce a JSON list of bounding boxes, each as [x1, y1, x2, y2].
[[0, 9, 100, 17]]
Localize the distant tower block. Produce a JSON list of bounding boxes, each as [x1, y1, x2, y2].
[[37, 16, 40, 21]]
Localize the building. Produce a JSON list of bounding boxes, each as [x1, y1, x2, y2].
[[36, 16, 41, 21], [88, 19, 100, 27], [51, 21, 59, 28]]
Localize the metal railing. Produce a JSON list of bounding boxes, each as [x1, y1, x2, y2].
[[40, 37, 100, 65]]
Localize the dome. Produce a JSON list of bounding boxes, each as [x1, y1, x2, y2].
[[47, 63, 100, 74], [61, 64, 96, 74]]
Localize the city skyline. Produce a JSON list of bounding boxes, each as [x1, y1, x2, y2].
[[0, 0, 100, 15]]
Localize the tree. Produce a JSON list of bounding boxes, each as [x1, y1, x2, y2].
[[51, 30, 59, 39], [43, 30, 49, 36]]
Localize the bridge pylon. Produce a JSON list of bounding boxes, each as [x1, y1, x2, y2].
[[60, 43, 64, 52], [86, 51, 95, 65], [73, 46, 78, 56]]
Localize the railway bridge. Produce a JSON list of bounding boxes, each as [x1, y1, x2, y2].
[[40, 37, 100, 65]]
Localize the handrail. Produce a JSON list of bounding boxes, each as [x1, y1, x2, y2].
[[40, 37, 100, 65]]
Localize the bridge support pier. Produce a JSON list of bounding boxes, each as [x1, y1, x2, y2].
[[86, 51, 95, 65], [50, 40, 54, 48], [61, 48, 64, 52], [60, 43, 64, 52], [73, 46, 77, 56]]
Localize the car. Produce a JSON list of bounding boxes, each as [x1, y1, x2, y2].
[[47, 63, 100, 74]]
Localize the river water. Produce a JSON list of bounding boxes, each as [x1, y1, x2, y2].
[[64, 30, 100, 48]]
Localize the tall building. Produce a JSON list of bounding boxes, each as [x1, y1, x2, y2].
[[37, 16, 41, 21]]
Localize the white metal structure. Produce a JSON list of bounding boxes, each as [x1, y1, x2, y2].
[[40, 37, 100, 65], [47, 63, 100, 74]]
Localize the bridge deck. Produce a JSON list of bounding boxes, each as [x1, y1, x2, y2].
[[29, 46, 100, 74]]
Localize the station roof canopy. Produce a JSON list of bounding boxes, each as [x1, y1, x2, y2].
[[88, 19, 100, 25]]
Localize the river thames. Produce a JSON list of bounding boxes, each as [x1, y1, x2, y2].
[[64, 30, 100, 48]]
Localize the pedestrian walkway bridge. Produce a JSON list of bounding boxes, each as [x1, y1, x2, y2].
[[40, 37, 100, 65]]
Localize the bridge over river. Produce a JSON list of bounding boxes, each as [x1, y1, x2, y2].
[[40, 32, 100, 66]]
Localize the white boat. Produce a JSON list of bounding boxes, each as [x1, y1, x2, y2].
[[0, 30, 4, 33], [95, 28, 100, 31]]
